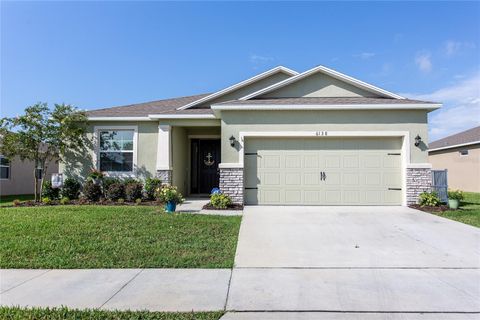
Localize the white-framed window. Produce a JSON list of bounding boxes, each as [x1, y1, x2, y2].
[[95, 126, 138, 174], [459, 149, 469, 156], [0, 155, 10, 180]]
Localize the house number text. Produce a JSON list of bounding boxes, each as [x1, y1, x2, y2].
[[316, 131, 328, 136]]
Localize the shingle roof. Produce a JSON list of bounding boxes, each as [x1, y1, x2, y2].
[[86, 93, 213, 117], [214, 97, 437, 106], [429, 126, 480, 150]]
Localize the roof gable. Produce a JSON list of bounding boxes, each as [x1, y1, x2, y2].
[[177, 66, 298, 110], [240, 65, 404, 100]]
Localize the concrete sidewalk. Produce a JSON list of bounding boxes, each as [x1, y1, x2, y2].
[[0, 269, 231, 311]]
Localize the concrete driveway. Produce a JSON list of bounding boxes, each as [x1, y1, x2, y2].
[[227, 206, 480, 314]]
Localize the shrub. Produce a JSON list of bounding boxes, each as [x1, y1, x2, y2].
[[117, 198, 125, 204], [87, 169, 104, 181], [61, 178, 81, 200], [13, 199, 21, 206], [210, 193, 232, 209], [42, 181, 60, 200], [83, 181, 102, 202], [105, 182, 125, 201], [42, 197, 52, 205], [60, 197, 70, 205], [155, 185, 184, 204], [135, 198, 142, 205], [419, 191, 441, 207], [103, 177, 121, 193], [125, 182, 143, 202], [448, 189, 464, 201], [145, 178, 162, 200]]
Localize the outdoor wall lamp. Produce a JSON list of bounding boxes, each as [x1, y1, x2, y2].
[[414, 134, 422, 147], [229, 135, 236, 147]]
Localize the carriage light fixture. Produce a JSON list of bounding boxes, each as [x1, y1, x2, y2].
[[414, 134, 422, 147], [229, 135, 236, 147]]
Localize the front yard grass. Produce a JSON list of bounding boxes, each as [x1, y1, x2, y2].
[[0, 206, 241, 269], [0, 194, 34, 206], [0, 307, 223, 320], [431, 192, 480, 227]]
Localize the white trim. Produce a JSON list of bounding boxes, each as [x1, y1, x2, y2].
[[188, 135, 221, 139], [406, 163, 432, 169], [240, 65, 405, 100], [211, 104, 441, 111], [428, 140, 480, 152], [148, 114, 217, 119], [236, 130, 410, 206], [176, 66, 298, 110], [93, 125, 138, 177], [156, 125, 171, 171], [219, 163, 244, 169], [88, 117, 152, 121]]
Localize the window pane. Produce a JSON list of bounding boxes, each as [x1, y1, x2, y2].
[[100, 152, 133, 172], [100, 130, 133, 151], [0, 167, 9, 179], [0, 156, 9, 166]]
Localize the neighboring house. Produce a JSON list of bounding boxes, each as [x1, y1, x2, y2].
[[0, 155, 58, 196], [60, 65, 441, 206], [429, 126, 480, 192]]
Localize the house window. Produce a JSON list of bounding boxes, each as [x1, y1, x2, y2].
[[459, 149, 469, 156], [99, 130, 135, 172], [0, 155, 10, 179]]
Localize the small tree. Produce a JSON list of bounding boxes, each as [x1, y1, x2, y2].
[[0, 103, 88, 201]]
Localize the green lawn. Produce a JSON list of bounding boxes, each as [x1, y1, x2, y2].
[[0, 194, 34, 206], [0, 206, 241, 268], [0, 307, 223, 320], [433, 192, 480, 227]]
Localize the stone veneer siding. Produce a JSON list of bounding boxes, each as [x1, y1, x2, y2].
[[406, 167, 432, 205], [219, 167, 244, 204], [156, 169, 172, 185]]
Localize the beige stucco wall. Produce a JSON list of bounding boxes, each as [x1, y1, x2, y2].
[[0, 156, 58, 196], [429, 144, 480, 192], [220, 110, 429, 164], [59, 121, 159, 181], [261, 73, 379, 98]]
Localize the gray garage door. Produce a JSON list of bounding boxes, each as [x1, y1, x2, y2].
[[244, 137, 402, 205]]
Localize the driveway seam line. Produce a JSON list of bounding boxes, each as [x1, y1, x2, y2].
[[0, 269, 52, 294], [224, 310, 480, 314], [223, 268, 234, 311], [99, 268, 144, 309]]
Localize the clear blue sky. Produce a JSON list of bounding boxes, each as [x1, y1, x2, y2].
[[1, 1, 479, 140]]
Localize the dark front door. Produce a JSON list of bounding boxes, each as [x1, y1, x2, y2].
[[191, 139, 220, 194]]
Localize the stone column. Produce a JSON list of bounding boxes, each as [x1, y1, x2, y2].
[[219, 167, 244, 204], [156, 169, 172, 185], [406, 166, 432, 205]]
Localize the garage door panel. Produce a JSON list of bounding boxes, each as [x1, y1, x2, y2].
[[245, 137, 402, 205]]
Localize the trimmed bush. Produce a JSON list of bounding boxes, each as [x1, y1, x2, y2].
[[83, 181, 102, 202], [61, 178, 81, 200], [105, 182, 125, 201], [419, 191, 441, 207], [145, 177, 162, 200], [103, 177, 121, 192], [42, 197, 52, 205], [42, 181, 60, 200], [210, 193, 232, 209], [125, 182, 143, 202], [135, 198, 142, 205], [60, 197, 70, 205]]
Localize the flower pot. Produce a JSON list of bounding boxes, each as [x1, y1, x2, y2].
[[165, 201, 177, 213], [448, 199, 459, 210]]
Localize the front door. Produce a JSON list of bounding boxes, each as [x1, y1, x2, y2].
[[191, 139, 220, 194]]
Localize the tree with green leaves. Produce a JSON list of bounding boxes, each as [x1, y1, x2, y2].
[[0, 103, 88, 201]]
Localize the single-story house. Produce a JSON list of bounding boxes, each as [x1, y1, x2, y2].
[[60, 65, 441, 206], [429, 126, 480, 192], [0, 154, 58, 196]]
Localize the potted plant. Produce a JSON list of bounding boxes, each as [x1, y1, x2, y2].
[[447, 190, 464, 210], [87, 169, 104, 186], [156, 185, 184, 213]]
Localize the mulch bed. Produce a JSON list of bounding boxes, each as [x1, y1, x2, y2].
[[409, 204, 450, 213], [202, 203, 244, 211], [5, 199, 161, 208]]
